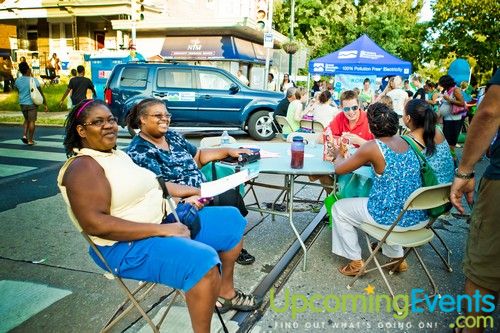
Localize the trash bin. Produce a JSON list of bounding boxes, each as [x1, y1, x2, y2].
[[89, 51, 145, 99]]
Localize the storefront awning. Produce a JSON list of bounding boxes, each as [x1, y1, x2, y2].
[[160, 36, 267, 63]]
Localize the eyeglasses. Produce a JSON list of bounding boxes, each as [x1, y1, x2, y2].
[[82, 117, 118, 127], [147, 113, 172, 120], [342, 106, 359, 112]]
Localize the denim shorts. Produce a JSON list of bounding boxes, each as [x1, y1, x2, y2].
[[89, 206, 246, 292]]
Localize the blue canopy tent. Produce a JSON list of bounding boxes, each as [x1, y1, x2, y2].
[[308, 34, 412, 77]]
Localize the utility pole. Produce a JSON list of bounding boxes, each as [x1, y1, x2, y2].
[[263, 0, 274, 90], [288, 0, 295, 76]]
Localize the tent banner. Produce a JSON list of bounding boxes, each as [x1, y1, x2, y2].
[[335, 74, 377, 92]]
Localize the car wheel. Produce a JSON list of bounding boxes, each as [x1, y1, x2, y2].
[[247, 110, 275, 141]]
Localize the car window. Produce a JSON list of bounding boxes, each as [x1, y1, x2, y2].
[[157, 68, 193, 88], [198, 70, 233, 90], [120, 67, 148, 88]]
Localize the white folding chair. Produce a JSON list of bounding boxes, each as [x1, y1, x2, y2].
[[347, 183, 452, 303], [299, 119, 325, 133], [275, 115, 294, 140], [199, 135, 237, 148], [63, 207, 182, 333]]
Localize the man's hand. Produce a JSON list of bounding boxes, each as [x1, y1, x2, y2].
[[160, 222, 190, 238], [450, 177, 475, 214]]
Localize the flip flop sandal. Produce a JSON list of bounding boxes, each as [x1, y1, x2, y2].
[[338, 261, 365, 276], [21, 137, 28, 144], [215, 289, 262, 314], [27, 141, 35, 146]]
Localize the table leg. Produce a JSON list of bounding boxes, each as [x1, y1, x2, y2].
[[288, 175, 307, 271]]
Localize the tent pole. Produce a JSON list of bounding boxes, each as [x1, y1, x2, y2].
[[306, 73, 311, 97]]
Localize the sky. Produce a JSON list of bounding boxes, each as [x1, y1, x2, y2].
[[419, 0, 434, 22]]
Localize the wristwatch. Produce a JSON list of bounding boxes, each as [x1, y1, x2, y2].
[[454, 168, 475, 180]]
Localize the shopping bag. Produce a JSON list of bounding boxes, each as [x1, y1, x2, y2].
[[324, 191, 342, 229]]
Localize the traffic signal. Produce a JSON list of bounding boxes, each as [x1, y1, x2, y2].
[[131, 0, 145, 21], [256, 0, 268, 31]]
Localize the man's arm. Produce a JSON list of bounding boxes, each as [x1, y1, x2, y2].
[[450, 85, 500, 213]]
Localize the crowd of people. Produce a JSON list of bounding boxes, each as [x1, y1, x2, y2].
[[5, 56, 497, 331]]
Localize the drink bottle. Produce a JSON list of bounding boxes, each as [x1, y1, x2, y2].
[[291, 136, 305, 169], [220, 130, 230, 145]]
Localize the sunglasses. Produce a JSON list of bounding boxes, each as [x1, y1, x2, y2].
[[342, 106, 359, 112]]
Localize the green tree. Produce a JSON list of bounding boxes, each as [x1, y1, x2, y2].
[[427, 0, 499, 74], [273, 0, 427, 69]]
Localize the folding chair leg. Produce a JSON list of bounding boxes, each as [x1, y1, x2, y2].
[[102, 280, 158, 333], [347, 234, 384, 289], [428, 241, 453, 272], [430, 226, 452, 269], [412, 248, 439, 301]]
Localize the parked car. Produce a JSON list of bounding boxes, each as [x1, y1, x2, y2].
[[104, 63, 283, 140]]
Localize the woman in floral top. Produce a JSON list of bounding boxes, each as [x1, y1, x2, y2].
[[126, 98, 257, 266], [330, 103, 426, 276]]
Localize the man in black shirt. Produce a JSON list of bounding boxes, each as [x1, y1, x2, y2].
[[59, 65, 96, 108], [273, 87, 296, 132]]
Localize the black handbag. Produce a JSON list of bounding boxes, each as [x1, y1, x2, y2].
[[156, 176, 201, 239]]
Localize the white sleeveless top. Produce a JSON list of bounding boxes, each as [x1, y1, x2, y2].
[[57, 148, 167, 246]]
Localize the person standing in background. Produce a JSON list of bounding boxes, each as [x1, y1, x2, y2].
[[412, 74, 426, 100], [14, 62, 48, 145], [280, 73, 296, 94], [266, 73, 277, 91], [59, 65, 96, 108], [31, 55, 40, 76], [449, 69, 500, 333], [236, 69, 249, 86], [359, 78, 374, 109], [386, 76, 410, 126]]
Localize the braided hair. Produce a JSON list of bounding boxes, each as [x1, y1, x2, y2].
[[63, 99, 107, 157], [127, 98, 165, 130], [366, 102, 399, 138], [405, 99, 437, 156]]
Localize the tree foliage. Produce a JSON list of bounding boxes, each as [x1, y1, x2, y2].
[[273, 0, 427, 70], [426, 0, 499, 74]]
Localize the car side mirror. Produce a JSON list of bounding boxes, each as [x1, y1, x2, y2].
[[229, 83, 240, 94]]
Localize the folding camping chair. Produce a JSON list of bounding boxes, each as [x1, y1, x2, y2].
[[275, 115, 294, 140], [40, 68, 59, 86], [81, 231, 182, 333], [299, 119, 325, 133], [347, 183, 452, 302]]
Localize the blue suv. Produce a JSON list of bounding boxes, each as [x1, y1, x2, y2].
[[104, 63, 283, 140]]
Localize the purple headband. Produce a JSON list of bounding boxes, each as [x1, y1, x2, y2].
[[75, 100, 94, 119]]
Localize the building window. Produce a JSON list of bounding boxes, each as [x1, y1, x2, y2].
[[51, 23, 60, 39]]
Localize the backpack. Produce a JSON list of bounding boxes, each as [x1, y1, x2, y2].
[[401, 136, 451, 218], [30, 78, 43, 106]]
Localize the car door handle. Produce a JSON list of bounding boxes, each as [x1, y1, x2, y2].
[[202, 94, 212, 99], [154, 92, 166, 97]]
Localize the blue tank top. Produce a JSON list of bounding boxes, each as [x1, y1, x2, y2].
[[426, 141, 454, 184], [367, 140, 427, 227]]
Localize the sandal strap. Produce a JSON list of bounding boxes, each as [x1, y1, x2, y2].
[[231, 289, 257, 307]]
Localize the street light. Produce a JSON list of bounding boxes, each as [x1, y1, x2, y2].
[[288, 0, 295, 76]]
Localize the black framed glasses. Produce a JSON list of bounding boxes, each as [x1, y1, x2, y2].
[[147, 113, 172, 120], [82, 117, 118, 127], [342, 106, 359, 112]]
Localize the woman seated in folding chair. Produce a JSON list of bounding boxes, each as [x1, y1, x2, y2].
[[330, 103, 427, 276], [126, 98, 257, 266], [57, 100, 261, 333], [402, 99, 454, 183]]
